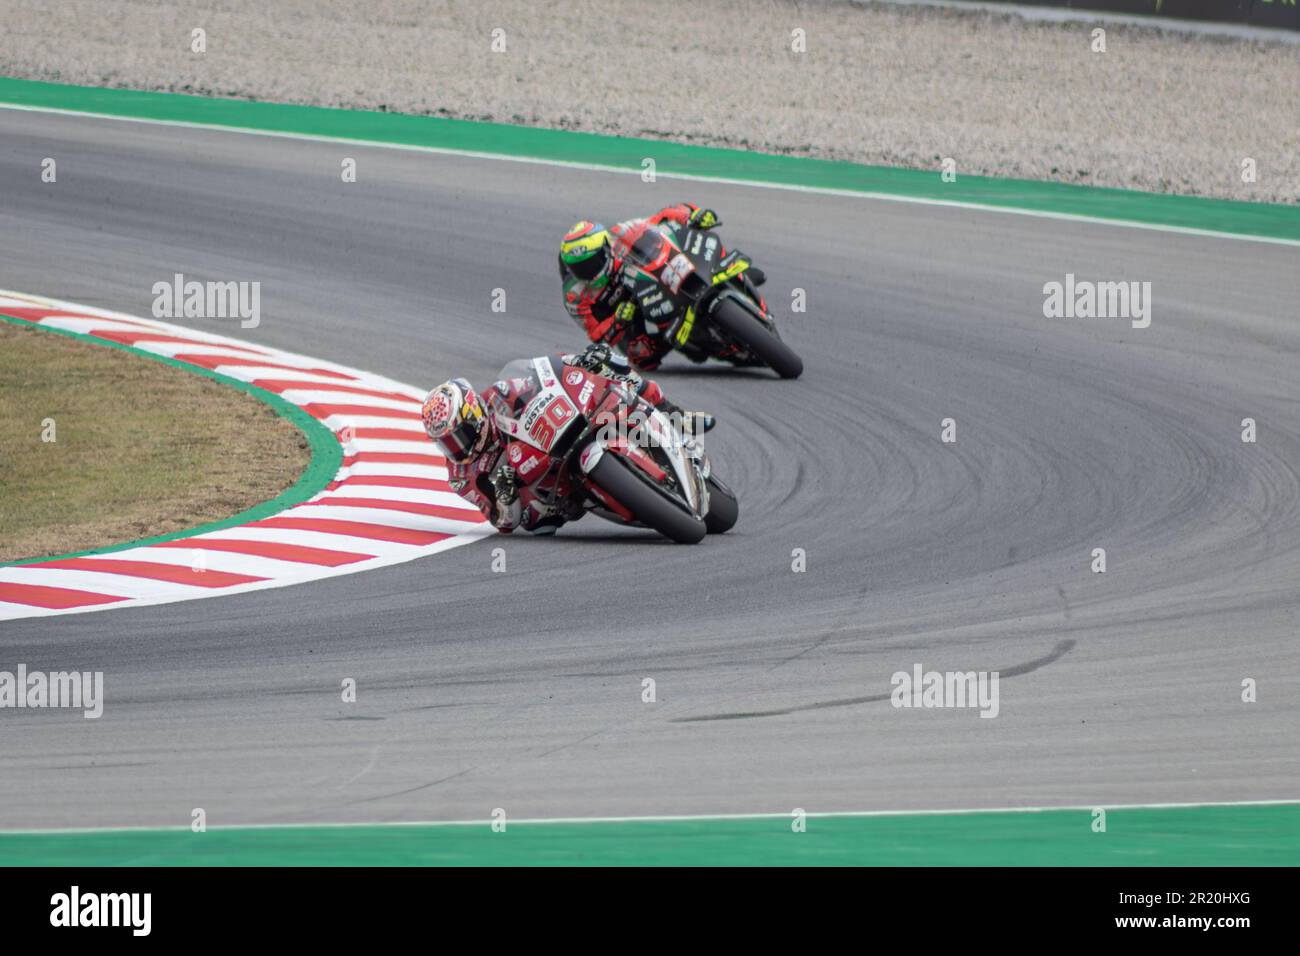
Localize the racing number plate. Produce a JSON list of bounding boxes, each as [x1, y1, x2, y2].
[[525, 395, 575, 451]]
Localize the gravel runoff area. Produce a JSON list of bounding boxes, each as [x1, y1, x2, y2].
[[0, 0, 1296, 202]]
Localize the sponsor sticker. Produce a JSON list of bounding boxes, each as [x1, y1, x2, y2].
[[661, 254, 694, 294]]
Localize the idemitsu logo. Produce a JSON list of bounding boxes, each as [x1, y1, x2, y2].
[[890, 664, 1000, 718], [152, 272, 261, 328], [1042, 273, 1151, 329], [0, 664, 103, 718], [50, 886, 151, 936]]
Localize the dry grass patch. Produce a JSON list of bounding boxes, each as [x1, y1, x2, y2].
[[0, 321, 310, 562]]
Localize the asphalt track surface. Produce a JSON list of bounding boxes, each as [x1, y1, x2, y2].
[[2, 109, 1298, 829]]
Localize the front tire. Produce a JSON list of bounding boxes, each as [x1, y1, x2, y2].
[[588, 454, 707, 544], [711, 297, 804, 379]]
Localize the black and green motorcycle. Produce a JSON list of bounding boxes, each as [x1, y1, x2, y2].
[[609, 219, 804, 379]]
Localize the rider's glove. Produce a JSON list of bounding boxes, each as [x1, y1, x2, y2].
[[492, 465, 518, 505], [577, 342, 612, 371], [613, 299, 636, 324], [688, 207, 721, 230]]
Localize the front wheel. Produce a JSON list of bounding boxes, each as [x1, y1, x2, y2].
[[710, 297, 803, 379], [588, 454, 707, 544]]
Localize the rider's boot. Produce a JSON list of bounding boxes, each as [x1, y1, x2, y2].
[[656, 396, 716, 436], [684, 411, 716, 434]]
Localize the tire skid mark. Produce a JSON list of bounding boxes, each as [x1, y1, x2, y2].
[[672, 638, 1076, 722]]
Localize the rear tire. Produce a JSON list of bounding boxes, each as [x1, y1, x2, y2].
[[588, 454, 707, 544], [704, 475, 739, 534], [711, 297, 803, 379]]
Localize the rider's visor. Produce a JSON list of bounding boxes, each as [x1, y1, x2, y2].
[[438, 417, 482, 463]]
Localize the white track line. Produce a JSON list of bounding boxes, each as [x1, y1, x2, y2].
[[2, 101, 1297, 248], [3, 798, 1296, 835]]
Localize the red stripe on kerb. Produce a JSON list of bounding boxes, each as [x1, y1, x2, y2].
[[305, 496, 485, 522], [330, 475, 452, 492], [250, 517, 452, 546], [0, 582, 130, 609], [343, 428, 430, 442], [304, 403, 422, 421], [172, 354, 357, 380], [151, 539, 373, 567], [38, 558, 266, 588], [88, 330, 270, 355], [253, 380, 413, 402]]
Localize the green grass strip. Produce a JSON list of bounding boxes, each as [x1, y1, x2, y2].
[[0, 77, 1296, 242]]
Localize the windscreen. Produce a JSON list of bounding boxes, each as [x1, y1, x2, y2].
[[493, 358, 541, 418], [611, 221, 671, 270]]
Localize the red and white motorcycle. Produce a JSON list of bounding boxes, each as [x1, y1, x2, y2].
[[491, 355, 738, 544]]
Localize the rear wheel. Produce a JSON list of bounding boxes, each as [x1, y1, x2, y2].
[[711, 297, 803, 379], [704, 475, 738, 534], [588, 454, 707, 544]]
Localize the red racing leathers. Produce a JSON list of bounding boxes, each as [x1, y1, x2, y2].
[[561, 203, 704, 371], [444, 350, 667, 534]]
